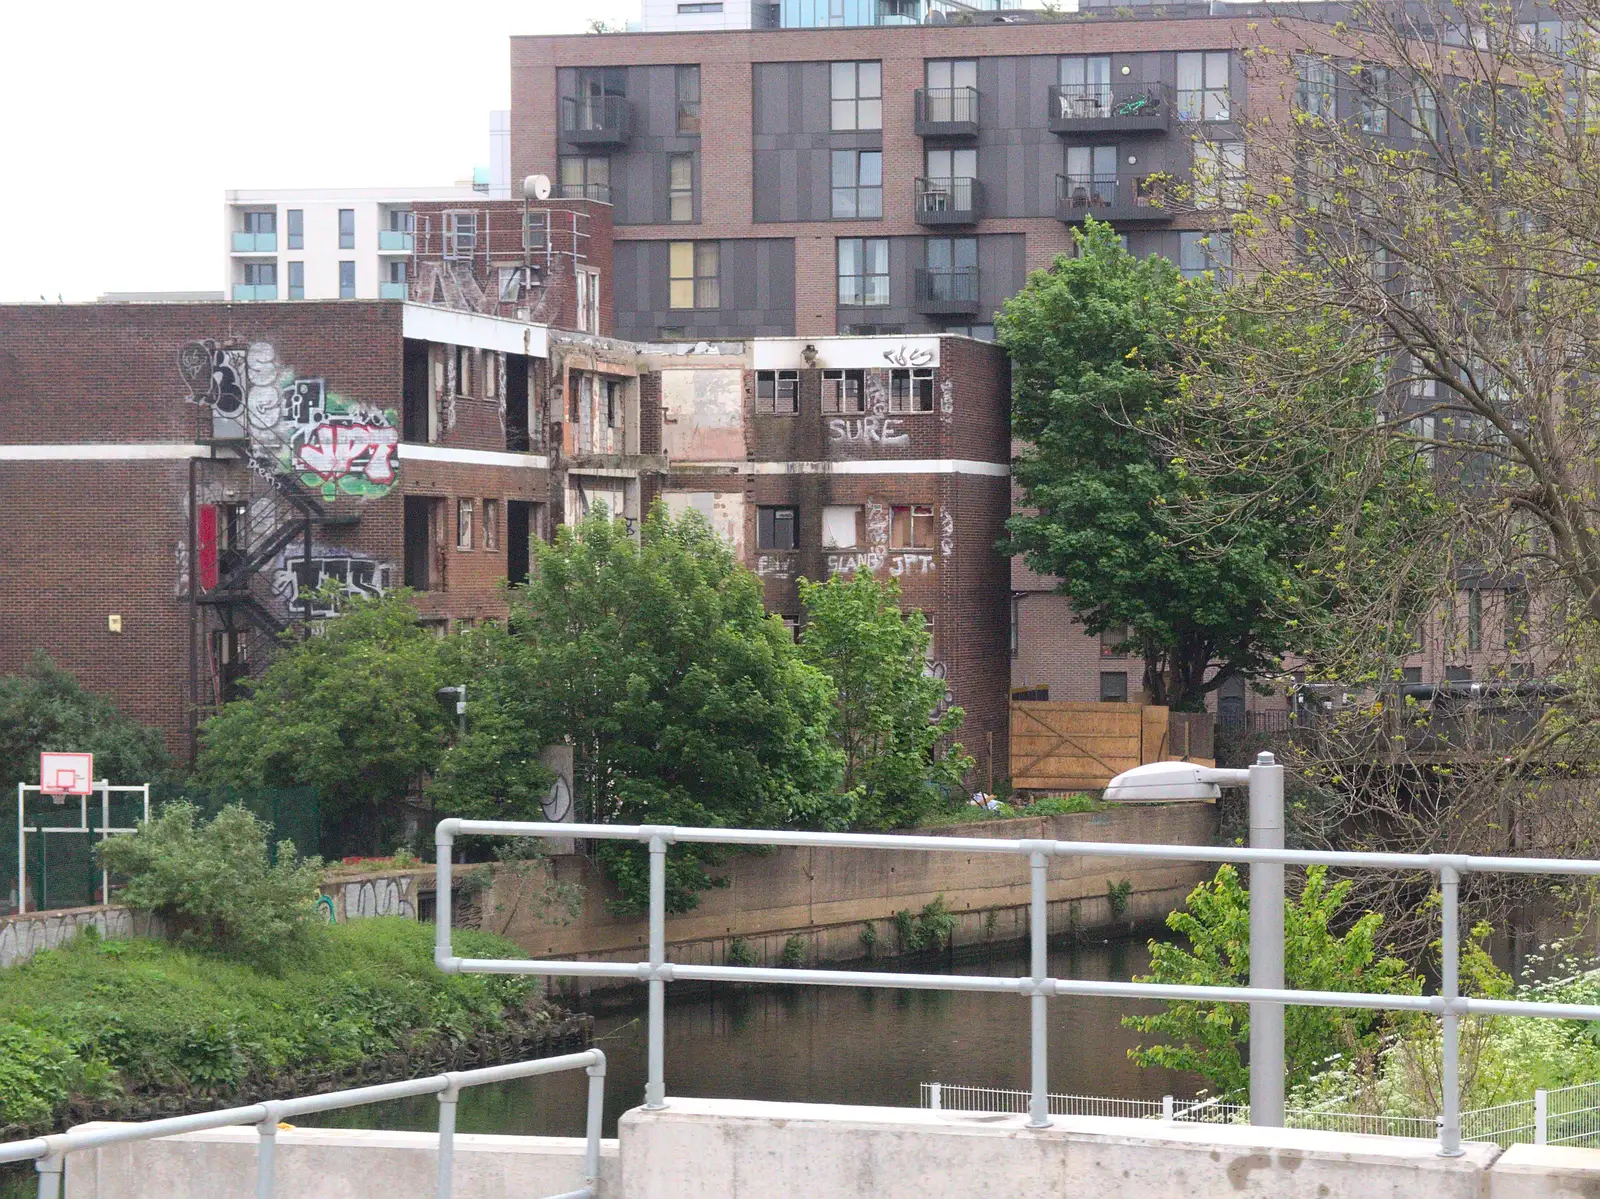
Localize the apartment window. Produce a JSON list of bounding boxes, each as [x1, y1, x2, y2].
[[1058, 54, 1111, 109], [243, 210, 276, 235], [756, 370, 799, 415], [605, 378, 623, 429], [1193, 141, 1246, 209], [1100, 671, 1130, 702], [822, 504, 864, 549], [669, 241, 720, 309], [388, 209, 414, 234], [388, 260, 408, 286], [891, 505, 935, 549], [889, 368, 935, 414], [830, 60, 882, 131], [1178, 231, 1232, 280], [757, 506, 799, 551], [925, 58, 977, 123], [679, 2, 722, 11], [831, 149, 883, 219], [338, 208, 355, 250], [1415, 86, 1440, 140], [338, 261, 355, 299], [1446, 665, 1473, 683], [676, 65, 702, 134], [243, 261, 276, 287], [1355, 65, 1390, 134], [821, 369, 865, 414], [837, 237, 888, 307], [444, 211, 477, 259], [1099, 626, 1128, 658], [455, 346, 474, 395], [286, 261, 305, 300], [1505, 589, 1530, 648], [559, 155, 610, 202], [457, 499, 475, 550], [1178, 52, 1230, 121], [925, 236, 977, 305], [577, 267, 601, 332], [483, 500, 500, 551], [286, 209, 303, 249], [669, 154, 695, 222], [1467, 588, 1483, 651], [1295, 55, 1336, 122]]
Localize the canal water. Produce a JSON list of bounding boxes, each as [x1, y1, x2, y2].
[[300, 934, 1191, 1139]]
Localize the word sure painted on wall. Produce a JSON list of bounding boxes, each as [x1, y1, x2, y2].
[[178, 339, 401, 500], [827, 417, 909, 448]]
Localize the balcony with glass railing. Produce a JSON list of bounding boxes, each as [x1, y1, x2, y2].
[[379, 281, 409, 300], [230, 232, 277, 253], [1055, 173, 1174, 224], [231, 284, 279, 301], [914, 177, 984, 226], [914, 87, 980, 138], [560, 94, 634, 146], [378, 230, 414, 252], [1048, 82, 1172, 137], [914, 267, 981, 316]]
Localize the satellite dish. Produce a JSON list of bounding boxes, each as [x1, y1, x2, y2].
[[542, 774, 573, 822], [524, 174, 552, 201]]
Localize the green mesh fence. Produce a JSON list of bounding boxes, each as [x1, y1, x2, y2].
[[3, 786, 149, 914], [149, 784, 321, 863]]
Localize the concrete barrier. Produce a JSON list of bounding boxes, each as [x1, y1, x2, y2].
[[61, 1125, 621, 1198], [1490, 1143, 1600, 1197], [617, 1099, 1500, 1199], [0, 906, 163, 968]]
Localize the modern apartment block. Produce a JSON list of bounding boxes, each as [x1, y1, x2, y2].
[[223, 185, 487, 304], [636, 0, 1047, 34]]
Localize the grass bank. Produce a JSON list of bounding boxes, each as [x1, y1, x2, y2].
[[0, 917, 584, 1140]]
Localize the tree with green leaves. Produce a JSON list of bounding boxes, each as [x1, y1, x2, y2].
[[0, 653, 170, 794], [1001, 218, 1429, 710], [1123, 865, 1418, 1097], [505, 504, 846, 910], [797, 571, 971, 829], [194, 592, 456, 853]]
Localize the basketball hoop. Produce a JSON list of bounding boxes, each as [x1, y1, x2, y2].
[[40, 752, 94, 803]]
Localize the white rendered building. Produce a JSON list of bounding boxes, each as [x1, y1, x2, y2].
[[223, 184, 486, 302]]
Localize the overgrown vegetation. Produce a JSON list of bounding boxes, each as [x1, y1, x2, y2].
[[0, 920, 551, 1136], [96, 803, 322, 966], [0, 653, 169, 794], [892, 896, 956, 954]]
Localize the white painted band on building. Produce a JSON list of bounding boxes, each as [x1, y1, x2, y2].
[[674, 459, 1010, 477], [397, 444, 552, 469], [752, 336, 942, 371], [401, 303, 550, 358], [0, 444, 210, 460]]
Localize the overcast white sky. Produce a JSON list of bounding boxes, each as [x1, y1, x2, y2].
[[0, 1, 639, 301]]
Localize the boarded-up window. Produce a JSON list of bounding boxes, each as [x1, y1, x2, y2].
[[822, 505, 864, 549], [891, 504, 935, 549]]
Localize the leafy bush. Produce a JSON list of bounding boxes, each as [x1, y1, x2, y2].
[[781, 935, 806, 967], [96, 803, 323, 963], [892, 896, 955, 954], [726, 937, 756, 967], [0, 919, 542, 1133]]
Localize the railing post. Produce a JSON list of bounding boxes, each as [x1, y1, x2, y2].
[[256, 1101, 283, 1199], [435, 824, 455, 970], [33, 1153, 63, 1199], [584, 1050, 607, 1186], [930, 1082, 942, 1112], [1248, 751, 1286, 1127], [1027, 848, 1051, 1129], [1163, 1094, 1175, 1121], [1535, 1088, 1548, 1145], [436, 1082, 459, 1199], [645, 832, 669, 1110], [1439, 865, 1463, 1156]]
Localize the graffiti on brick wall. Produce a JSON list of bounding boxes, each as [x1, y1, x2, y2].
[[179, 339, 400, 500], [340, 876, 417, 920], [827, 499, 891, 577], [890, 552, 936, 576], [941, 508, 954, 560], [925, 659, 955, 718], [271, 549, 394, 618], [828, 415, 909, 448], [755, 554, 794, 580], [940, 377, 955, 418]]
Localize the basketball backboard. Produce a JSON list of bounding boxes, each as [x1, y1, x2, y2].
[[39, 752, 94, 796]]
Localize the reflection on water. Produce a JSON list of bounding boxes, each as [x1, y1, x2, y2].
[[300, 936, 1192, 1139]]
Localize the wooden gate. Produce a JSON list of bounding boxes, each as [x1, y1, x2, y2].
[[1010, 702, 1213, 793]]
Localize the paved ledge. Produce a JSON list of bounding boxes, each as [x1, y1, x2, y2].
[[1491, 1142, 1600, 1197], [618, 1098, 1500, 1199], [62, 1124, 620, 1198]]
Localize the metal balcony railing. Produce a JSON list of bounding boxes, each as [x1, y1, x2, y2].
[[0, 1051, 606, 1199], [1056, 173, 1173, 224], [914, 267, 981, 315], [431, 788, 1600, 1159], [560, 94, 634, 145], [914, 177, 984, 225], [556, 182, 613, 204], [1048, 81, 1172, 136], [914, 86, 980, 137]]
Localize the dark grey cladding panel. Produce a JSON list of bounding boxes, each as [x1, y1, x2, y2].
[[613, 238, 796, 341], [754, 62, 832, 137]]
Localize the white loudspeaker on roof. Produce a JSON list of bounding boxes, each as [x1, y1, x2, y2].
[[524, 174, 552, 201]]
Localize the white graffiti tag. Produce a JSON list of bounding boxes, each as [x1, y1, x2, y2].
[[827, 417, 909, 448]]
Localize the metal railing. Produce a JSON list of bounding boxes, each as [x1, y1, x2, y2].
[[1048, 81, 1172, 129], [914, 86, 979, 130], [913, 177, 983, 223], [914, 267, 980, 311], [0, 1050, 606, 1199], [435, 816, 1600, 1158], [560, 94, 633, 144]]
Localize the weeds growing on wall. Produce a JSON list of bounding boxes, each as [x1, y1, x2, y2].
[[892, 896, 956, 954], [726, 937, 756, 967]]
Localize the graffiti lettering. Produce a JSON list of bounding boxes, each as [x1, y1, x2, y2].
[[341, 876, 416, 920], [755, 554, 794, 580], [940, 508, 954, 559], [827, 417, 910, 448], [271, 551, 394, 618], [883, 345, 935, 368], [890, 552, 936, 576], [178, 339, 247, 419], [295, 421, 400, 486], [827, 551, 886, 577], [925, 659, 954, 717], [939, 377, 955, 417]]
